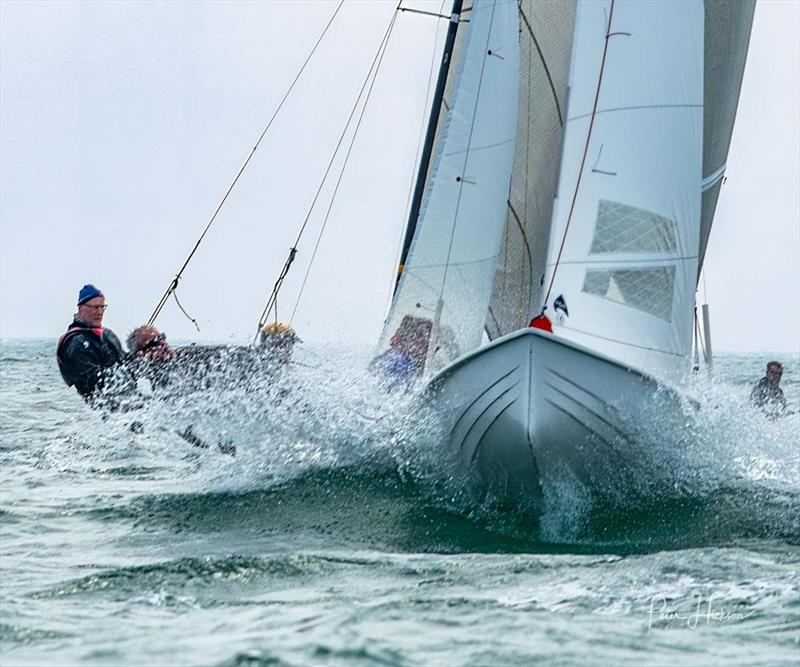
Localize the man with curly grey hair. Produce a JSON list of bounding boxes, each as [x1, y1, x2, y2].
[[127, 325, 174, 364]]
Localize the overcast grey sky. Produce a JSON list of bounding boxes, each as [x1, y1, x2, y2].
[[1, 0, 798, 353]]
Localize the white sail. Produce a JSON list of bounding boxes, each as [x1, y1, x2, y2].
[[699, 0, 756, 272], [486, 0, 577, 339], [543, 0, 704, 382], [378, 0, 520, 375]]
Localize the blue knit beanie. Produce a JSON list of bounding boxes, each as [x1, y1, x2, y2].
[[77, 284, 103, 305]]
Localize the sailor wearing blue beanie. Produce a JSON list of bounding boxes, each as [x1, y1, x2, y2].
[[56, 284, 124, 400], [77, 284, 104, 306]]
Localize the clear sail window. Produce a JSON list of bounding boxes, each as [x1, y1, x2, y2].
[[582, 266, 676, 320], [590, 200, 677, 254]]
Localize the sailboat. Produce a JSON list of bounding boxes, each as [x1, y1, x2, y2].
[[375, 0, 755, 508]]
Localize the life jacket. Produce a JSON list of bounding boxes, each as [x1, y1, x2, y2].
[[55, 322, 122, 390], [529, 313, 553, 333]]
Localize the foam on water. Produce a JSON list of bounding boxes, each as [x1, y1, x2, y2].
[[42, 342, 798, 551]]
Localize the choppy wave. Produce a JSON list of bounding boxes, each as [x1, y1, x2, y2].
[[31, 554, 327, 599], [21, 345, 799, 552], [0, 623, 72, 644]]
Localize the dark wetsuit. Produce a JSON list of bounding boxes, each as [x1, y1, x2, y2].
[[750, 377, 786, 414], [56, 318, 125, 399]]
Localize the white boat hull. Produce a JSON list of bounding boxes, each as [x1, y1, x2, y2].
[[424, 328, 686, 513]]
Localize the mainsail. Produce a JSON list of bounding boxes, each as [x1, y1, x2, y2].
[[699, 0, 756, 274], [378, 0, 520, 374]]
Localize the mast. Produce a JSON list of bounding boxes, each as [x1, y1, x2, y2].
[[395, 0, 464, 284]]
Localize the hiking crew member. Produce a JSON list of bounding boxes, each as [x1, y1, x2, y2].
[[56, 284, 124, 400], [750, 361, 787, 415], [259, 321, 299, 367]]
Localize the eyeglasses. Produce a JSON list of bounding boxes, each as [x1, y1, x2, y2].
[[82, 304, 108, 311], [139, 333, 167, 353], [767, 370, 783, 376]]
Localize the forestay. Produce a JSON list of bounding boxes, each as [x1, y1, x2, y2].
[[378, 0, 519, 375], [544, 0, 704, 382]]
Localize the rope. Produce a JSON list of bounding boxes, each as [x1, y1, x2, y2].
[[542, 0, 615, 310], [146, 1, 344, 328], [259, 246, 297, 330], [290, 5, 402, 325], [173, 290, 200, 332], [254, 3, 403, 341]]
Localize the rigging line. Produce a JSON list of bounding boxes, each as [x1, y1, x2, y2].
[[508, 201, 533, 291], [518, 3, 563, 126], [383, 0, 447, 320], [398, 6, 450, 20], [254, 3, 403, 339], [173, 291, 200, 332], [289, 5, 401, 325], [146, 0, 345, 327], [438, 1, 498, 302], [542, 0, 615, 309], [486, 307, 501, 340]]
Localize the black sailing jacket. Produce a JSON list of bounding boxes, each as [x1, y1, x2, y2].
[[56, 318, 125, 398]]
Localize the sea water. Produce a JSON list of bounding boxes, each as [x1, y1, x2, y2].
[[1, 339, 798, 666]]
